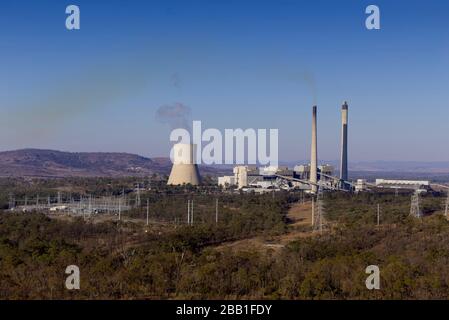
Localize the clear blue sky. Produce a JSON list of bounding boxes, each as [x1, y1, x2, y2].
[[1, 0, 448, 161]]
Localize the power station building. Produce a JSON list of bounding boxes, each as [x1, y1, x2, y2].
[[217, 101, 351, 193], [294, 164, 334, 181]]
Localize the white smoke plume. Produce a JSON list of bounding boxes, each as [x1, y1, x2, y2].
[[155, 102, 191, 132]]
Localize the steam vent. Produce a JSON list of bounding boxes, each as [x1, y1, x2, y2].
[[167, 143, 201, 185]]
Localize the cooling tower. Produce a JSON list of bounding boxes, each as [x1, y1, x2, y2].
[[339, 101, 349, 189], [310, 106, 318, 194], [167, 143, 201, 185]]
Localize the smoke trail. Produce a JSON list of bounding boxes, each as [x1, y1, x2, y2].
[[300, 71, 318, 105], [170, 73, 182, 89], [287, 70, 318, 105], [155, 102, 191, 132], [0, 54, 152, 147]]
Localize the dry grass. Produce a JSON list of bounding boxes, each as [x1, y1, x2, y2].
[[215, 201, 319, 254]]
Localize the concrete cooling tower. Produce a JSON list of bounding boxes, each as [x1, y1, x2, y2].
[[167, 143, 201, 185]]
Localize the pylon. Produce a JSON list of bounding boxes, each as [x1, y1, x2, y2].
[[410, 191, 421, 218], [312, 192, 325, 232]]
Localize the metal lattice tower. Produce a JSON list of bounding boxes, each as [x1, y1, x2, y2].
[[410, 191, 421, 218], [312, 192, 325, 232]]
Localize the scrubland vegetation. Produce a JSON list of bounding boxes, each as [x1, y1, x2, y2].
[[1, 178, 449, 299]]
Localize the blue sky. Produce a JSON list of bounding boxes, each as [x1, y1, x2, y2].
[[0, 0, 448, 161]]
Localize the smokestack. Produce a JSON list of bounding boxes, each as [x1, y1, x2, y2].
[[168, 144, 201, 185], [340, 101, 349, 188], [310, 105, 318, 194]]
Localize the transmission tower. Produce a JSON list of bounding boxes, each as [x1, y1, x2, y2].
[[312, 192, 325, 232], [410, 191, 422, 218]]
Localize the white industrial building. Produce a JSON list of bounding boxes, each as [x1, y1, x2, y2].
[[217, 163, 336, 192], [294, 164, 334, 182], [218, 176, 235, 187], [355, 179, 368, 192]]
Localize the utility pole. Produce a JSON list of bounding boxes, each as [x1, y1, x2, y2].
[[377, 203, 380, 226], [215, 198, 218, 225], [187, 200, 190, 225], [118, 198, 121, 221], [8, 193, 14, 210], [83, 196, 86, 220], [444, 191, 449, 220], [136, 185, 141, 207], [146, 199, 149, 226], [311, 197, 315, 227], [191, 199, 194, 225]]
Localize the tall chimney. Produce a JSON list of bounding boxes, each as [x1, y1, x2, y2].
[[310, 105, 318, 194], [339, 101, 349, 188]]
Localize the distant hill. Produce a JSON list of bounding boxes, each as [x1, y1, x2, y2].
[[2, 149, 448, 179], [0, 149, 226, 178]]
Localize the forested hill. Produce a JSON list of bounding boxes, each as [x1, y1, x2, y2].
[[0, 149, 223, 178]]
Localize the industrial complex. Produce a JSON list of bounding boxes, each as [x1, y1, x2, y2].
[[164, 101, 439, 196], [8, 102, 446, 215], [215, 102, 352, 193]]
